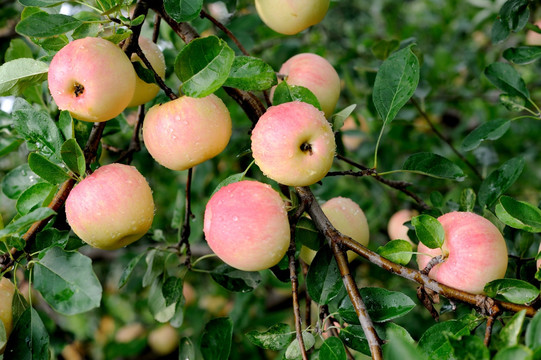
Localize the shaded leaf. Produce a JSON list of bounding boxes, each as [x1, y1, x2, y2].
[[306, 245, 343, 305], [461, 119, 510, 152], [0, 207, 56, 239], [16, 12, 82, 37], [503, 46, 541, 65], [402, 152, 465, 180], [285, 331, 315, 359], [1, 164, 41, 199], [418, 319, 477, 360], [210, 264, 262, 292], [319, 337, 346, 360], [492, 310, 526, 350], [448, 335, 490, 360], [495, 196, 541, 233], [331, 104, 357, 131], [28, 152, 71, 184], [484, 62, 529, 99], [119, 252, 145, 288], [4, 307, 49, 360], [246, 323, 293, 351], [200, 317, 233, 360], [478, 157, 524, 208], [60, 138, 86, 177]]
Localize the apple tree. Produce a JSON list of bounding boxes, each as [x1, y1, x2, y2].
[[0, 0, 540, 359]]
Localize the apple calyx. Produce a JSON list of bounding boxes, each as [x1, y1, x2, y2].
[[73, 83, 84, 97], [300, 141, 313, 155]]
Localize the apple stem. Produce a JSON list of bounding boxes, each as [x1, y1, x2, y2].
[[420, 255, 444, 275]]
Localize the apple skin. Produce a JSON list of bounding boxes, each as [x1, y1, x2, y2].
[[417, 212, 508, 294], [275, 53, 340, 118], [0, 277, 15, 350], [251, 101, 336, 187], [143, 94, 232, 171], [128, 37, 166, 107], [341, 115, 369, 151], [148, 324, 180, 356], [203, 180, 290, 271], [387, 209, 419, 245], [526, 20, 541, 46], [65, 163, 155, 250], [48, 37, 136, 123], [255, 0, 330, 35], [300, 197, 369, 264]]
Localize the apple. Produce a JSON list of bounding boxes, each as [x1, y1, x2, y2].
[[416, 212, 508, 294], [128, 36, 166, 107], [143, 94, 232, 171], [251, 101, 336, 187], [65, 163, 155, 250], [203, 180, 290, 271], [275, 53, 340, 118], [148, 324, 179, 356], [341, 115, 369, 151], [0, 277, 15, 350], [255, 0, 330, 35], [525, 20, 541, 46], [387, 209, 419, 245], [115, 323, 145, 343], [300, 197, 369, 264], [48, 37, 136, 122]]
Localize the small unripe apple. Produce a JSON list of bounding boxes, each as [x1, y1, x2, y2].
[[48, 37, 136, 122], [148, 324, 180, 356], [300, 197, 369, 264], [143, 94, 232, 171], [204, 180, 290, 271], [128, 37, 166, 107], [65, 163, 155, 250], [387, 209, 419, 245], [417, 212, 508, 294], [255, 0, 330, 35], [275, 53, 340, 118], [251, 101, 336, 187], [0, 277, 15, 350]]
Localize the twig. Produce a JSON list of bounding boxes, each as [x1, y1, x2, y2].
[[421, 255, 444, 276], [484, 315, 497, 347], [180, 167, 194, 268], [200, 9, 250, 56], [301, 261, 312, 328], [133, 45, 178, 100], [115, 105, 145, 164]]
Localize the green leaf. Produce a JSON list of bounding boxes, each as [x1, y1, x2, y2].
[[383, 325, 425, 360], [71, 22, 101, 40], [0, 59, 48, 96], [33, 247, 103, 315], [0, 138, 23, 158], [499, 94, 527, 112], [492, 310, 526, 350], [16, 182, 56, 215], [296, 216, 322, 251], [179, 337, 196, 360], [0, 207, 56, 239], [18, 0, 64, 6], [118, 252, 145, 288], [29, 228, 70, 253], [246, 323, 293, 351], [503, 46, 541, 65], [1, 164, 42, 199], [5, 38, 33, 61], [418, 319, 476, 360], [478, 157, 525, 208], [148, 278, 176, 322], [319, 337, 346, 360], [495, 196, 541, 233], [143, 249, 166, 287], [164, 0, 203, 22], [210, 264, 262, 292], [60, 138, 86, 177], [492, 18, 510, 44], [4, 307, 49, 360], [402, 152, 465, 180], [493, 345, 533, 360], [340, 323, 414, 357], [211, 173, 246, 196], [306, 245, 343, 305], [484, 62, 529, 100], [373, 45, 420, 123], [58, 111, 74, 140], [460, 188, 476, 212], [376, 239, 413, 265], [28, 152, 71, 184], [484, 280, 539, 304], [371, 39, 400, 60], [174, 36, 235, 97], [200, 317, 233, 360], [224, 56, 277, 91], [162, 276, 183, 307], [285, 331, 315, 359], [272, 82, 322, 111], [448, 335, 490, 360], [331, 104, 357, 131], [461, 119, 511, 152], [525, 308, 541, 349], [16, 12, 82, 37], [411, 214, 444, 249], [499, 0, 529, 32], [132, 61, 157, 85], [339, 287, 416, 324]]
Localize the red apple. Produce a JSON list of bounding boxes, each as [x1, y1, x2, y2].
[[387, 209, 418, 245]]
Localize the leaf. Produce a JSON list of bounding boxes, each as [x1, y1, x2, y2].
[[210, 264, 262, 292], [164, 0, 204, 22], [383, 325, 425, 360], [28, 152, 71, 184], [478, 157, 525, 208], [148, 278, 176, 323], [448, 335, 490, 360], [16, 12, 82, 37], [493, 345, 534, 360], [0, 207, 56, 239], [495, 196, 541, 233], [5, 38, 33, 62], [132, 61, 157, 85], [16, 182, 56, 215], [162, 276, 183, 306], [285, 331, 315, 359], [246, 323, 293, 351], [376, 239, 413, 265], [484, 62, 529, 100], [4, 307, 49, 360], [0, 59, 48, 96], [484, 280, 539, 304], [460, 188, 476, 212], [0, 138, 23, 158], [224, 56, 277, 91], [418, 319, 476, 360], [306, 245, 343, 305], [295, 216, 322, 251], [503, 46, 541, 65], [211, 173, 245, 196], [60, 138, 86, 177], [1, 164, 41, 199], [492, 310, 526, 350], [402, 152, 465, 180], [18, 0, 64, 6], [33, 247, 103, 315], [372, 45, 420, 123], [331, 104, 357, 131], [340, 323, 414, 356], [339, 287, 416, 324], [499, 0, 530, 32], [118, 252, 145, 288], [525, 308, 541, 349], [272, 82, 322, 111], [200, 317, 233, 360], [411, 214, 444, 249], [174, 36, 235, 97], [499, 94, 526, 112], [179, 337, 196, 360], [491, 18, 510, 44], [319, 337, 346, 360], [29, 228, 70, 253], [461, 119, 511, 152], [143, 249, 166, 287]]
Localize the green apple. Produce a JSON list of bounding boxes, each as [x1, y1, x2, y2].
[[255, 0, 330, 35]]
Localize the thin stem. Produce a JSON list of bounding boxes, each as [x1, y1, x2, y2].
[[200, 9, 250, 56], [301, 261, 312, 328], [179, 167, 194, 268], [373, 124, 386, 169], [133, 45, 177, 100], [484, 316, 497, 347]]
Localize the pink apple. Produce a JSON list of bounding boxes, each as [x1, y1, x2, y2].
[[65, 163, 155, 250], [255, 0, 330, 35], [387, 209, 418, 245], [143, 94, 232, 171], [0, 277, 15, 352], [48, 37, 136, 122], [341, 115, 369, 151], [526, 20, 541, 46], [300, 197, 369, 264], [275, 53, 340, 118], [251, 101, 336, 187], [128, 37, 166, 107], [203, 180, 290, 271], [417, 212, 508, 294]]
